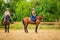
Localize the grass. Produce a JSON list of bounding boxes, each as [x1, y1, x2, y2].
[[0, 22, 60, 30]]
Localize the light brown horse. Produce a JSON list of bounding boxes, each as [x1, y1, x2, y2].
[[22, 15, 44, 33]]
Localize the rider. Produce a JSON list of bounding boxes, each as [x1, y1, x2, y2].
[[2, 8, 12, 23], [31, 8, 36, 22]]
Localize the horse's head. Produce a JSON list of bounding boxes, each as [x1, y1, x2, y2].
[[36, 15, 44, 21], [6, 15, 10, 20], [3, 15, 10, 24]]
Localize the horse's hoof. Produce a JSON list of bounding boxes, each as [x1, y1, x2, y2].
[[35, 32, 38, 33], [35, 31, 38, 33], [5, 31, 7, 33], [25, 32, 29, 33], [5, 32, 6, 33], [25, 31, 28, 33], [25, 30, 28, 33], [8, 32, 9, 33]]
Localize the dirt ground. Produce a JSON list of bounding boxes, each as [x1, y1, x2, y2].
[[0, 30, 60, 40]]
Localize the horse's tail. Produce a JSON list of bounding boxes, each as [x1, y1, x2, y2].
[[22, 19, 25, 25]]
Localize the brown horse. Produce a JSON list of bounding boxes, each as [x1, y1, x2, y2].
[[22, 15, 44, 33], [2, 15, 13, 33]]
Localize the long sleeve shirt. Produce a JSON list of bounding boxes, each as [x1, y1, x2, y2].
[[4, 11, 10, 16]]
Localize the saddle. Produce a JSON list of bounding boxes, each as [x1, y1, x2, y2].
[[30, 19, 36, 24]]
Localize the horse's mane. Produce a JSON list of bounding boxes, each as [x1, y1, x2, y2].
[[36, 15, 43, 20]]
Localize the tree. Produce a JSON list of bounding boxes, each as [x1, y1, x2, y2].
[[15, 0, 32, 21]]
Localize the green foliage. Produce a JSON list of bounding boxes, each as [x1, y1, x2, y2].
[[0, 0, 60, 22], [16, 0, 32, 21]]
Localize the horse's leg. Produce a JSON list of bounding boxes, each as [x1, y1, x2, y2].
[[23, 22, 26, 32], [24, 23, 28, 33], [7, 24, 10, 33], [22, 20, 27, 32], [4, 24, 7, 32], [26, 23, 28, 33], [35, 24, 39, 33]]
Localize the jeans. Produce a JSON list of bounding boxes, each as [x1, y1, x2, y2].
[[2, 16, 12, 23], [31, 15, 36, 21]]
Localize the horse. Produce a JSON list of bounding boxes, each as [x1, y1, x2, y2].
[[22, 15, 44, 33], [2, 15, 11, 33]]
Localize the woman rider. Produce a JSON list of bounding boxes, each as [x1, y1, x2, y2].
[[31, 8, 36, 22]]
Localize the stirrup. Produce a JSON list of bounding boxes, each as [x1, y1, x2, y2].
[[11, 22, 14, 24]]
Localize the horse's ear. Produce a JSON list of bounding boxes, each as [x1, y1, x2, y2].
[[39, 15, 44, 19], [40, 14, 44, 18], [40, 14, 43, 16]]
